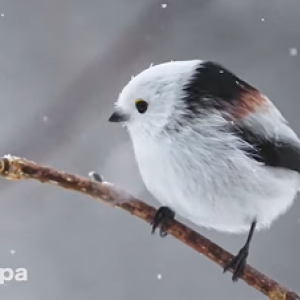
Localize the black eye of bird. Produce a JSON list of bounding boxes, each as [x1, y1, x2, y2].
[[135, 100, 148, 114]]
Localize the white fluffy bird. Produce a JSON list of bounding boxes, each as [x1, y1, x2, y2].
[[108, 60, 300, 281]]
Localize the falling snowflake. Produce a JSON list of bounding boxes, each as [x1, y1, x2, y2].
[[10, 250, 16, 255], [161, 4, 167, 8], [289, 48, 298, 56], [1, 13, 4, 17], [261, 18, 265, 22], [43, 115, 49, 122], [157, 273, 162, 280]]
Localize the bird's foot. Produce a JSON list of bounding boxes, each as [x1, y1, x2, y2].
[[151, 206, 175, 237], [223, 246, 248, 282]]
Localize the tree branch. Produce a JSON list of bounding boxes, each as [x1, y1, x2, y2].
[[0, 155, 298, 300]]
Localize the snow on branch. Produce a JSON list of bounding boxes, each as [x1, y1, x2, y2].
[[0, 155, 299, 300]]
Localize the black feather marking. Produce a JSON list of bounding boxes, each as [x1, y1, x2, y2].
[[234, 126, 300, 173], [183, 61, 256, 116]]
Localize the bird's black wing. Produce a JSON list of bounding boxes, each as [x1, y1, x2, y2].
[[180, 60, 300, 173], [233, 125, 300, 173]]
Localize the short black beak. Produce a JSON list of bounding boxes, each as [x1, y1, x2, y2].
[[108, 111, 129, 123]]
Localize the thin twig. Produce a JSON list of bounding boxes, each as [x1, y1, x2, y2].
[[0, 155, 299, 300]]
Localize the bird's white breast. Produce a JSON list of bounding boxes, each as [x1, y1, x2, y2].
[[130, 126, 300, 233]]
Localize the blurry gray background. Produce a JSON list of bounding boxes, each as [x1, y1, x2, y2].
[[0, 0, 300, 299]]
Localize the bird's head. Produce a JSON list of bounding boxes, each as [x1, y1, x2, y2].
[[108, 60, 201, 139]]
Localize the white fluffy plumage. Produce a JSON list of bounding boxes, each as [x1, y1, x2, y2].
[[112, 60, 300, 234]]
